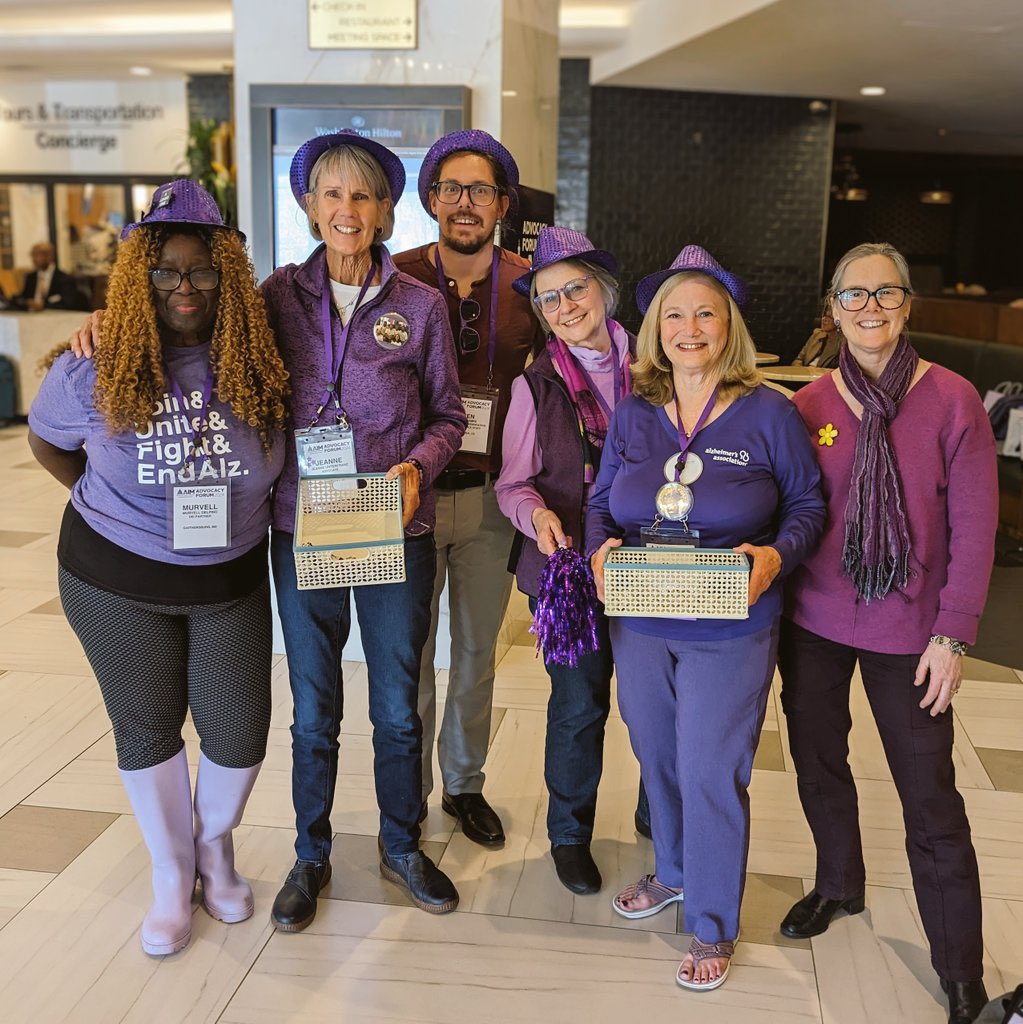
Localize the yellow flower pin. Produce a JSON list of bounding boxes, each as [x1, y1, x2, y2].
[[817, 423, 839, 446]]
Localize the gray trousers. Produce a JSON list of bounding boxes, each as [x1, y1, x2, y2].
[[419, 483, 514, 797]]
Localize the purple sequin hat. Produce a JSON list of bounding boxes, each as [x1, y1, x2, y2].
[[289, 129, 406, 207], [512, 226, 619, 296], [418, 129, 519, 217], [121, 179, 236, 240], [636, 244, 748, 314]]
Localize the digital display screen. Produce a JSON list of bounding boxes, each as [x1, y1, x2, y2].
[[272, 106, 443, 268]]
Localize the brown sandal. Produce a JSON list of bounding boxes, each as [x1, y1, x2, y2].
[[676, 936, 735, 991]]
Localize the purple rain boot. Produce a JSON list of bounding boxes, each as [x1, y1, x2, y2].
[[193, 754, 261, 923], [119, 748, 195, 956]]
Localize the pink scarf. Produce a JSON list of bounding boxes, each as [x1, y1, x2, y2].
[[547, 326, 631, 482]]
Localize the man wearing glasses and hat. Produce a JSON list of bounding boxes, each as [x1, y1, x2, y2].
[[394, 130, 545, 847]]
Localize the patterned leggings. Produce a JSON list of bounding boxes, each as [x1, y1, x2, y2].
[[58, 567, 272, 771]]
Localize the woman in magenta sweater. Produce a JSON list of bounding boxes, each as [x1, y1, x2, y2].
[[779, 242, 998, 1024]]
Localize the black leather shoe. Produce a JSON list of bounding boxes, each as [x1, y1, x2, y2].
[[634, 811, 652, 840], [779, 889, 865, 939], [379, 848, 459, 914], [940, 977, 988, 1024], [551, 844, 602, 895], [271, 859, 332, 932], [441, 791, 505, 846]]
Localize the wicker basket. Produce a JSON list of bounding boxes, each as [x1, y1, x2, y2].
[[293, 474, 405, 590], [603, 547, 749, 620]]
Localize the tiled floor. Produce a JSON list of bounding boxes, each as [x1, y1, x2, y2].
[[0, 421, 1021, 1023]]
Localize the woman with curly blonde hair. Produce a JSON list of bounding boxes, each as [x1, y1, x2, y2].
[[28, 180, 288, 958]]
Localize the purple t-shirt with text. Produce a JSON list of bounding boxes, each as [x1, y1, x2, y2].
[[29, 345, 284, 564]]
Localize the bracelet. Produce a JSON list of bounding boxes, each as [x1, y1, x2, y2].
[[929, 634, 969, 657], [405, 458, 424, 478]]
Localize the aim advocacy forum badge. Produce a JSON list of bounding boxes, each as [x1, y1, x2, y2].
[[373, 312, 410, 349]]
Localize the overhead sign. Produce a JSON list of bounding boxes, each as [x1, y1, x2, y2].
[[308, 0, 417, 49], [0, 80, 188, 175]]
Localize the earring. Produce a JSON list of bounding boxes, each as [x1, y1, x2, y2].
[[834, 319, 840, 329]]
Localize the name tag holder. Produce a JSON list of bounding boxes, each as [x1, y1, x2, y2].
[[295, 422, 358, 477], [459, 384, 499, 455], [168, 478, 232, 551], [641, 518, 701, 549]]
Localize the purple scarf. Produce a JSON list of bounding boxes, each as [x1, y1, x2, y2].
[[547, 330, 631, 482], [839, 334, 918, 601]]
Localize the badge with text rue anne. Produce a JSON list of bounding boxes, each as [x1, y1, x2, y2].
[[373, 312, 410, 349], [817, 422, 839, 447], [168, 480, 231, 550]]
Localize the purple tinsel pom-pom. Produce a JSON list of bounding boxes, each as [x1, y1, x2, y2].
[[531, 547, 601, 667]]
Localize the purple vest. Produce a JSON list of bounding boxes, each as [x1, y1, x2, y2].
[[510, 349, 590, 598]]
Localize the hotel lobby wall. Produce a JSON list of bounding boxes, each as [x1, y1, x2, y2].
[[231, 0, 559, 244], [586, 85, 835, 359]]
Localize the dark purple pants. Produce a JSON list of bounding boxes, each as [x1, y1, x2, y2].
[[778, 619, 983, 981]]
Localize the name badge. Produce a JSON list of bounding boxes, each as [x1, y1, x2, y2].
[[169, 480, 231, 550], [295, 424, 357, 477], [459, 384, 499, 455]]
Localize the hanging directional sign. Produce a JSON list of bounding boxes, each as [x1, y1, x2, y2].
[[308, 0, 417, 50]]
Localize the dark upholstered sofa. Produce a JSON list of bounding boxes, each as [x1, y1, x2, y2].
[[909, 331, 1023, 539]]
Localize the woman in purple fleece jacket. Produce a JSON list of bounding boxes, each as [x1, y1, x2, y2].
[[264, 131, 467, 928], [778, 242, 998, 1024]]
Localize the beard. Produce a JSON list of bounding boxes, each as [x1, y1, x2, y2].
[[439, 215, 495, 256]]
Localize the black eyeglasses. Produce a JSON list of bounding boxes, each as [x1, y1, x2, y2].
[[150, 268, 220, 291], [457, 297, 481, 354], [533, 276, 594, 314], [835, 286, 910, 312], [432, 181, 501, 207]]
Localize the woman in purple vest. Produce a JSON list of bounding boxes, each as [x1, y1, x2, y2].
[[496, 227, 633, 895], [586, 245, 825, 992]]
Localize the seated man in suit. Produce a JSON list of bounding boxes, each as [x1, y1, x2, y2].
[[13, 242, 88, 312]]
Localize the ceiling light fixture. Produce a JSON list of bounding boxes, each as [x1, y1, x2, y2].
[[920, 188, 953, 205], [859, 86, 886, 97], [130, 66, 152, 76]]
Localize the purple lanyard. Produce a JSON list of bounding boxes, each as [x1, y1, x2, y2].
[[673, 386, 717, 482], [573, 323, 627, 420], [315, 260, 375, 425], [163, 364, 215, 467], [435, 245, 500, 380]]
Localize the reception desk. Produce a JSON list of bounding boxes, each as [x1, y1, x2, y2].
[[0, 311, 86, 416]]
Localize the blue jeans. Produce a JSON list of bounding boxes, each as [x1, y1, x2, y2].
[[529, 597, 612, 846], [271, 530, 435, 860]]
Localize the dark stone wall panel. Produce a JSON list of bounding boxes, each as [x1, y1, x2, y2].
[[586, 85, 833, 358]]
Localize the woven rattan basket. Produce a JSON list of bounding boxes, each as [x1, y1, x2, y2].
[[293, 474, 405, 590], [603, 547, 749, 619]]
